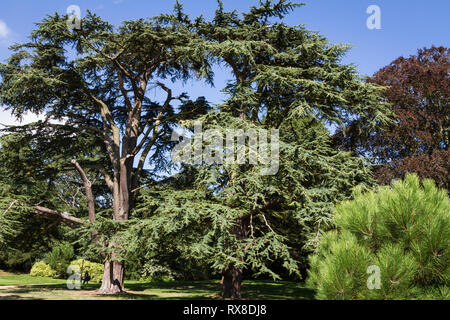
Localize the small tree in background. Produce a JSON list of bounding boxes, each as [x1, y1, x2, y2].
[[307, 174, 449, 300], [45, 243, 75, 278]]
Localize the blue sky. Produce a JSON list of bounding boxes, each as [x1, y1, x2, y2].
[[0, 0, 449, 125]]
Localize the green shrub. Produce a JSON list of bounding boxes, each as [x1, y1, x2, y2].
[[307, 174, 449, 300], [45, 243, 75, 278], [30, 261, 57, 278], [69, 259, 104, 283]]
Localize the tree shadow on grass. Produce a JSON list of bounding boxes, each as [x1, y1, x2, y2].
[[4, 283, 101, 291], [125, 280, 314, 300], [0, 283, 102, 300], [110, 292, 215, 300], [125, 280, 220, 292], [240, 281, 315, 300], [121, 280, 220, 300], [0, 280, 315, 300], [0, 295, 43, 300], [0, 283, 213, 300]]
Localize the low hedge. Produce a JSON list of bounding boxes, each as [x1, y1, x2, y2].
[[30, 261, 57, 278], [69, 259, 104, 283]]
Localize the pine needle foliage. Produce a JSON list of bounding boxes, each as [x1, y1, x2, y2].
[[307, 174, 450, 300]]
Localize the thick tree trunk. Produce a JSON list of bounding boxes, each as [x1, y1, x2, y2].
[[98, 260, 125, 295], [221, 215, 249, 299], [97, 205, 128, 295], [97, 149, 134, 294], [221, 264, 243, 299]]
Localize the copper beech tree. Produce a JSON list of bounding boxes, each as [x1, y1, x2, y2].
[[335, 46, 449, 189]]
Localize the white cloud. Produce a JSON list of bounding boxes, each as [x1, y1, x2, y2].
[[0, 109, 68, 139], [0, 20, 11, 39], [0, 109, 45, 128]]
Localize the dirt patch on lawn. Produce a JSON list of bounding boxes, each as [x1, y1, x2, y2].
[[0, 285, 16, 289]]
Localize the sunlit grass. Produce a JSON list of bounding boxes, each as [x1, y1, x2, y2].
[[0, 271, 66, 286]]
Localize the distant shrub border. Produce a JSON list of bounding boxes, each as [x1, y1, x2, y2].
[[69, 259, 104, 283], [30, 261, 57, 278], [30, 259, 104, 283], [307, 174, 449, 300]]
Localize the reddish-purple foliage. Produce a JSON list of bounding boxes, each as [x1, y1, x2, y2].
[[335, 46, 449, 189]]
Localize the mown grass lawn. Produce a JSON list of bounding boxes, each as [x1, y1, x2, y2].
[[0, 270, 315, 300]]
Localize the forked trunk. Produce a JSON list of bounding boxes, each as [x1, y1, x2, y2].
[[97, 152, 132, 295], [98, 260, 124, 295]]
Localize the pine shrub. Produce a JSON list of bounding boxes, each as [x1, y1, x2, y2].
[[45, 243, 74, 278], [307, 174, 449, 300]]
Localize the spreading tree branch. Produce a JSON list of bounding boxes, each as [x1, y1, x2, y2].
[[71, 160, 96, 223], [34, 206, 84, 228]]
